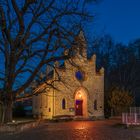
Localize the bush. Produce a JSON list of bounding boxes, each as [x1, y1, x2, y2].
[[108, 88, 133, 116]]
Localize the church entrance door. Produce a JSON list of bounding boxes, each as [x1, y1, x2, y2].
[[74, 87, 88, 117], [75, 100, 83, 116]]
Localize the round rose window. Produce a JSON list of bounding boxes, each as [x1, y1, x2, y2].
[[75, 71, 84, 81]]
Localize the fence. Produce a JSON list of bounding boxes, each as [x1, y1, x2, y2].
[[122, 107, 140, 126]]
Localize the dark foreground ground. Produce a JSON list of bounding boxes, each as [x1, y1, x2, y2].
[[0, 118, 140, 140]]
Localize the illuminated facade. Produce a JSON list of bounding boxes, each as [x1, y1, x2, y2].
[[32, 32, 104, 119]]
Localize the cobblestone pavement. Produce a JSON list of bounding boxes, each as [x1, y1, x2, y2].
[[0, 119, 140, 140]]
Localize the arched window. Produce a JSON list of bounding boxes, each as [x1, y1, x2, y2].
[[94, 100, 97, 110], [62, 98, 66, 109]]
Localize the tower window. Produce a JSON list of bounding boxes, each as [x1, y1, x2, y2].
[[62, 98, 66, 109], [94, 100, 97, 110]]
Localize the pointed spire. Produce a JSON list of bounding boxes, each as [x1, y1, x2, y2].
[[100, 67, 104, 75], [78, 30, 86, 43], [78, 30, 87, 58], [54, 61, 59, 67], [46, 65, 52, 75], [91, 54, 96, 61]]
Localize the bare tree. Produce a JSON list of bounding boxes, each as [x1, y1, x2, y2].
[[0, 0, 96, 122]]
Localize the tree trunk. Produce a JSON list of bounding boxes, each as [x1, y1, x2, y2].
[[3, 102, 13, 123], [0, 103, 3, 123]]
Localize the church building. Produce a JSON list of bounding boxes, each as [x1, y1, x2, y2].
[[32, 32, 104, 120]]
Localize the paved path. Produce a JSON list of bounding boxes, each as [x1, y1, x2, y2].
[[0, 119, 140, 140]]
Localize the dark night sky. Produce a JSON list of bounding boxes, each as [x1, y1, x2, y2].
[[87, 0, 140, 44], [1, 0, 140, 88]]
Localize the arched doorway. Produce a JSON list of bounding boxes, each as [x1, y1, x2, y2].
[[74, 87, 88, 118]]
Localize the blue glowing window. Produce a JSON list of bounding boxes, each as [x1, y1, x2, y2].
[[75, 71, 84, 81]]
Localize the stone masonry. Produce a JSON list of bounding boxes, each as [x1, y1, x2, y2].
[[32, 31, 104, 119]]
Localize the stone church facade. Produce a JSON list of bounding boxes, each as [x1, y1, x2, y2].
[[32, 32, 104, 119]]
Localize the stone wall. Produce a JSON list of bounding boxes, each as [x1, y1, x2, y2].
[[32, 32, 104, 120]]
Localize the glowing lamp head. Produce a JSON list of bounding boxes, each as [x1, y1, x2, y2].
[[78, 93, 82, 98]]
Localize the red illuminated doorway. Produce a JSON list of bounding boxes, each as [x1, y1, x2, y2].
[[75, 100, 83, 116]]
